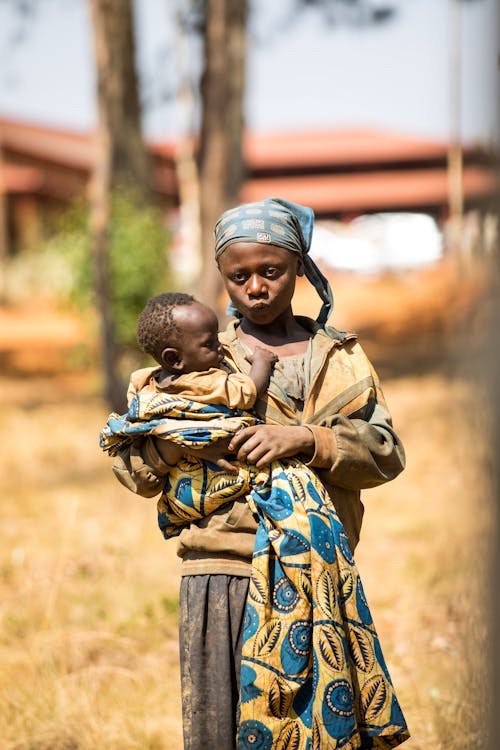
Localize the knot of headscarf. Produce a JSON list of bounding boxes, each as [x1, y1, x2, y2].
[[214, 197, 333, 325]]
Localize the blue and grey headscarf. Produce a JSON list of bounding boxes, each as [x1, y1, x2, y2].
[[214, 197, 333, 325]]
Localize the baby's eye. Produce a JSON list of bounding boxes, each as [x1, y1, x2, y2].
[[231, 272, 246, 282], [264, 267, 278, 278]]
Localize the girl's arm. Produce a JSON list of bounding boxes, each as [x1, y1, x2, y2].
[[302, 401, 405, 489], [228, 397, 404, 488]]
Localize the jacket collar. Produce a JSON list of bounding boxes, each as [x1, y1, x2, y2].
[[218, 316, 356, 349], [219, 317, 357, 417]]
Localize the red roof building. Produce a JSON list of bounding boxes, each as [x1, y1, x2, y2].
[[0, 116, 497, 252]]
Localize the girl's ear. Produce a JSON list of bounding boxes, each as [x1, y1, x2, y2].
[[161, 347, 184, 372], [296, 257, 305, 277]]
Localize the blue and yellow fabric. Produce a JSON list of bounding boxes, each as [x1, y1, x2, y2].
[[101, 393, 410, 749]]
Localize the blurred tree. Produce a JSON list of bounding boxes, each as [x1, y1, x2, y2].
[[41, 195, 170, 365], [190, 0, 396, 315], [197, 0, 248, 313], [87, 0, 153, 410], [190, 0, 483, 314], [0, 0, 167, 409]]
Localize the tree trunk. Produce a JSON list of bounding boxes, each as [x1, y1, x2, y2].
[[197, 0, 248, 315], [0, 142, 9, 302], [88, 0, 151, 195], [87, 0, 151, 410], [173, 1, 202, 286]]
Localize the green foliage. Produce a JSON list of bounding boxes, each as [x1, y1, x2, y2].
[[45, 192, 173, 352], [103, 192, 173, 350]]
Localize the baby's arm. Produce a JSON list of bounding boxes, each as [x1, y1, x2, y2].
[[246, 346, 279, 397]]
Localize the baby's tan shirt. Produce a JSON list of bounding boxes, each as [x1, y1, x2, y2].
[[127, 365, 257, 410]]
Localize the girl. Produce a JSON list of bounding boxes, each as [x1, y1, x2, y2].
[[112, 198, 407, 750]]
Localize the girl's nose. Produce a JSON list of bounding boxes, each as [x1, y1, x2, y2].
[[247, 273, 266, 295]]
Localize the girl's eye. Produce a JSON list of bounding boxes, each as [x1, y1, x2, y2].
[[265, 268, 278, 277]]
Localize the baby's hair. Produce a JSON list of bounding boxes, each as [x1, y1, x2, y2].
[[137, 292, 195, 362]]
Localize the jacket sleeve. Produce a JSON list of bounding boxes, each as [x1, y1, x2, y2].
[[304, 393, 405, 491], [112, 436, 172, 498]]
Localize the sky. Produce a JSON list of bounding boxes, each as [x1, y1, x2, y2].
[[0, 0, 498, 146]]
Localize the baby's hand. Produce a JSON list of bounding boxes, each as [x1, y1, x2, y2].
[[246, 347, 279, 398], [246, 346, 279, 368]]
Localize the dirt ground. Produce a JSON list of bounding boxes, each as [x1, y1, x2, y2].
[[0, 258, 494, 749]]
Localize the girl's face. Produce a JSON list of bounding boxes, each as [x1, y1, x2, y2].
[[217, 242, 303, 325]]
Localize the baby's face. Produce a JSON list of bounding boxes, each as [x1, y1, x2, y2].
[[172, 302, 223, 373]]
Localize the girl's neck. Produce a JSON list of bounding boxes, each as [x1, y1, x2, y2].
[[238, 310, 311, 355]]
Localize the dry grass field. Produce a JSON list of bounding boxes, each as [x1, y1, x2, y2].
[[0, 259, 494, 750]]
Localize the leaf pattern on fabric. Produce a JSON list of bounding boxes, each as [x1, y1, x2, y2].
[[249, 568, 269, 606], [253, 618, 282, 658], [296, 570, 312, 601], [361, 674, 389, 722], [275, 721, 303, 750], [318, 625, 346, 672], [339, 568, 354, 603], [315, 568, 336, 618], [348, 626, 375, 674], [268, 677, 294, 719], [312, 715, 321, 748], [206, 473, 243, 498]]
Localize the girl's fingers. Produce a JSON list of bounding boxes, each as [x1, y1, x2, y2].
[[255, 451, 275, 468], [236, 435, 264, 462], [228, 426, 257, 451], [239, 434, 279, 465], [243, 444, 268, 464]]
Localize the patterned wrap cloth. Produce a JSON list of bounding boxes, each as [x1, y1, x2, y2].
[[101, 393, 410, 750], [214, 197, 334, 326]]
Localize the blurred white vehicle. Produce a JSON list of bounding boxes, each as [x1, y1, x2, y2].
[[310, 213, 443, 274]]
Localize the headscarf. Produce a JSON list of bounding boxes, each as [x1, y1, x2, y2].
[[214, 197, 333, 325]]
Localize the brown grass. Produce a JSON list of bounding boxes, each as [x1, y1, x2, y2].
[[0, 259, 494, 749], [0, 379, 184, 749]]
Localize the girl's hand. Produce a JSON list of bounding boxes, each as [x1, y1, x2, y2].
[[228, 425, 314, 468]]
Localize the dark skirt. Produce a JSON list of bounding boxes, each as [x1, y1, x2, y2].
[[179, 574, 250, 750]]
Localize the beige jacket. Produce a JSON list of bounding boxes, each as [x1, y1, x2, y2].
[[112, 318, 405, 576]]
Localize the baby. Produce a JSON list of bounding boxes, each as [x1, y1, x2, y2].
[[127, 292, 278, 467]]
